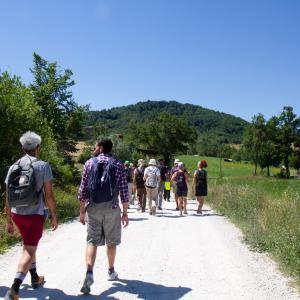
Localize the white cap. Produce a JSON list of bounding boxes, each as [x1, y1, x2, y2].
[[174, 158, 180, 164]]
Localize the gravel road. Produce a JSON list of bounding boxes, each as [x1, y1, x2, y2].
[[0, 199, 299, 299]]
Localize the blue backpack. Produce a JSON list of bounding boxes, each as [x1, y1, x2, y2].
[[87, 157, 117, 204]]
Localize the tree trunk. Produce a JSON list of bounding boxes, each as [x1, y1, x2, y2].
[[267, 166, 270, 177]]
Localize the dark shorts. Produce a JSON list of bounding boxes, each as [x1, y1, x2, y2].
[[195, 185, 208, 196], [12, 213, 44, 246], [176, 189, 188, 197]]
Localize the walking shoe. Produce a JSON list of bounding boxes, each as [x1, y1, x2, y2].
[[151, 206, 156, 216], [184, 210, 188, 215], [108, 270, 118, 281], [158, 207, 162, 210], [4, 288, 19, 300], [176, 207, 179, 211], [197, 207, 202, 214], [31, 275, 45, 289], [80, 274, 94, 294]]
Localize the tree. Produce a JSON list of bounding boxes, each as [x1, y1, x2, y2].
[[29, 53, 86, 156], [127, 112, 197, 165], [258, 117, 281, 176], [0, 71, 58, 197], [277, 106, 300, 178], [243, 114, 266, 175]]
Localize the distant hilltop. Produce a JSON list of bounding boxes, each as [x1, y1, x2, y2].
[[85, 100, 248, 144]]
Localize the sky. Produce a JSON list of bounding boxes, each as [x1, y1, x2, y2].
[[0, 0, 299, 121]]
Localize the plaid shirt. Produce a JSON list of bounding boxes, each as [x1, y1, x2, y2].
[[78, 153, 129, 207]]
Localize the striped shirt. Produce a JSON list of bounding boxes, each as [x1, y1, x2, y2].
[[78, 153, 129, 207]]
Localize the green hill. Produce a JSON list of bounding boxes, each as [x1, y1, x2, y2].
[[85, 100, 248, 143]]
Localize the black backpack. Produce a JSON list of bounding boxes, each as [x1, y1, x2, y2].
[[196, 170, 207, 186], [135, 168, 145, 188], [87, 157, 117, 204], [7, 157, 40, 208], [176, 172, 187, 190]]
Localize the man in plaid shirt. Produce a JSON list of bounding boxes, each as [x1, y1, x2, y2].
[[78, 138, 129, 294]]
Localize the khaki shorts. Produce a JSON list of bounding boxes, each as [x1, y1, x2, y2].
[[85, 202, 121, 246]]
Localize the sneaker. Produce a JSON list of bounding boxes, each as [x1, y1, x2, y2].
[[31, 275, 45, 289], [4, 289, 19, 300], [108, 270, 118, 281], [80, 274, 94, 294], [151, 206, 156, 216]]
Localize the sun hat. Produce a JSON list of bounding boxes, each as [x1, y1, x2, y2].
[[174, 158, 180, 164], [148, 158, 157, 166], [178, 162, 185, 170]]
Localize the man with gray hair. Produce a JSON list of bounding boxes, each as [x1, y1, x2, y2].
[[4, 131, 58, 300]]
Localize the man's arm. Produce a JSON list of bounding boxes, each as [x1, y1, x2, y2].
[[44, 180, 58, 231]]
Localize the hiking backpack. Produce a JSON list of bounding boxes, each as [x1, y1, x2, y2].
[[135, 168, 145, 188], [145, 168, 158, 188], [87, 157, 118, 204], [196, 170, 207, 186], [176, 172, 187, 190], [7, 157, 40, 208]]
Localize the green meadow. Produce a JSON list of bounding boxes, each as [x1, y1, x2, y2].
[[178, 155, 300, 284]]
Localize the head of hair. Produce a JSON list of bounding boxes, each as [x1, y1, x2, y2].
[[96, 138, 113, 153], [19, 131, 42, 151], [199, 160, 207, 168], [138, 159, 145, 166]]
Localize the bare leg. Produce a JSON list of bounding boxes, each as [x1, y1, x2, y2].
[[107, 245, 116, 269], [179, 197, 183, 215], [183, 198, 187, 214], [86, 244, 97, 272], [199, 196, 205, 210], [17, 245, 37, 274]]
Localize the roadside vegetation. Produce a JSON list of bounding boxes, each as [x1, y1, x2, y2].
[[178, 155, 300, 284]]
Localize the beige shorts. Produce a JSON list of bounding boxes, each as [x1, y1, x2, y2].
[[85, 202, 121, 246]]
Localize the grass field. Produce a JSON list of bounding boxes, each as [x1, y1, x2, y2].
[[178, 155, 300, 284], [178, 155, 281, 178]]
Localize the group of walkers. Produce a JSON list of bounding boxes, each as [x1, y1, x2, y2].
[[122, 157, 208, 217], [3, 132, 208, 299]]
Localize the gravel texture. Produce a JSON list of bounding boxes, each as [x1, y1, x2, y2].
[[0, 199, 299, 299]]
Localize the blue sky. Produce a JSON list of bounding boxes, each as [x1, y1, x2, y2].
[[0, 0, 299, 121]]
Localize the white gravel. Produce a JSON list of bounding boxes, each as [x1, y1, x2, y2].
[[0, 199, 299, 300]]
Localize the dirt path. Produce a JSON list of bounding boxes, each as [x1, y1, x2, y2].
[[0, 199, 299, 299]]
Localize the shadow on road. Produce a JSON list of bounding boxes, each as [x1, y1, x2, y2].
[[190, 213, 224, 217], [100, 278, 192, 299], [0, 279, 192, 300], [128, 217, 149, 221]]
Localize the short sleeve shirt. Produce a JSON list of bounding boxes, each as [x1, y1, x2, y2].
[[5, 155, 54, 215], [144, 166, 160, 178]]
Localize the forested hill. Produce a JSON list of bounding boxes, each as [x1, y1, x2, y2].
[[85, 100, 248, 143]]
